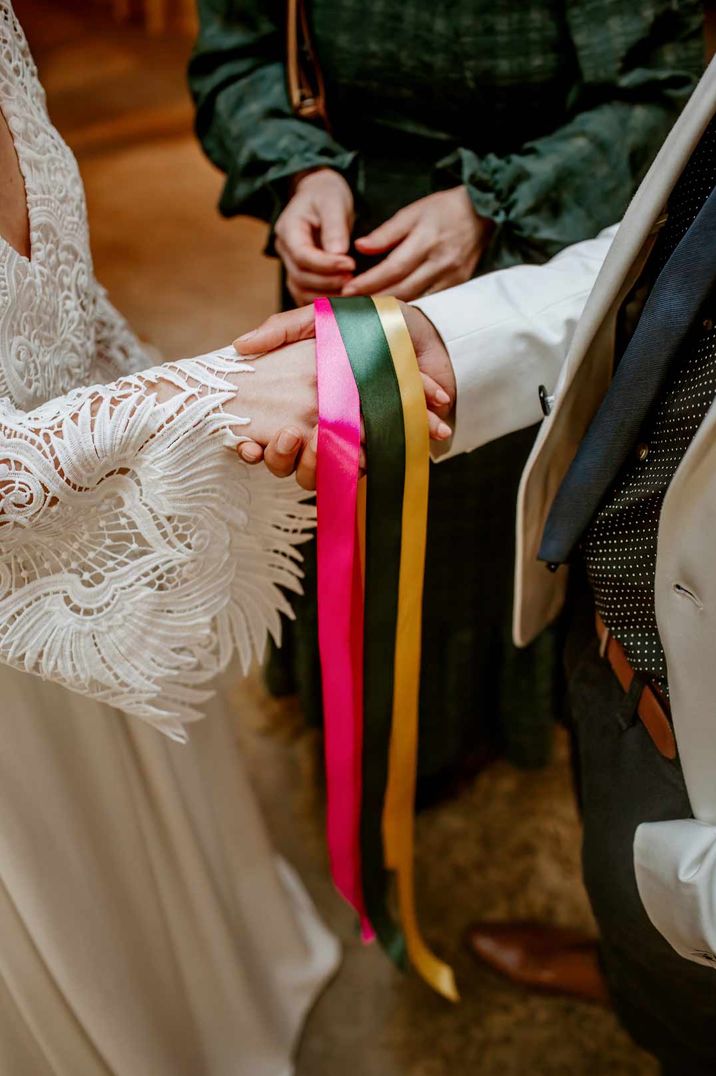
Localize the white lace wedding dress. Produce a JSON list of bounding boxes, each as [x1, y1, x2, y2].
[[0, 5, 339, 1074]]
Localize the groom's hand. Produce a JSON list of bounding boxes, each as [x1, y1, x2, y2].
[[235, 302, 456, 488]]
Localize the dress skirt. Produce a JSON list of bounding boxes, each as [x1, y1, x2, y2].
[[0, 663, 340, 1076]]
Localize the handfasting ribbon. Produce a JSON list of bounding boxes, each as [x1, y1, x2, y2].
[[330, 296, 407, 965], [317, 295, 458, 997], [314, 297, 371, 938], [374, 297, 459, 1003]]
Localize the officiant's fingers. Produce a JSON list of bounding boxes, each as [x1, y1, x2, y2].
[[276, 217, 354, 274], [262, 428, 304, 478], [421, 372, 452, 417], [235, 306, 315, 356], [342, 232, 424, 296], [297, 427, 319, 491], [275, 243, 351, 286], [279, 246, 353, 295]]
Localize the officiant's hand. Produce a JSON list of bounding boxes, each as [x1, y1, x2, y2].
[[233, 302, 456, 488], [343, 187, 492, 300], [274, 169, 356, 305]]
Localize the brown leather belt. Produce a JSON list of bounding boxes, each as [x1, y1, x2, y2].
[[594, 613, 677, 760]]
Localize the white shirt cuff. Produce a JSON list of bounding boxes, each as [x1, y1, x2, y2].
[[634, 818, 716, 969], [411, 224, 618, 461]]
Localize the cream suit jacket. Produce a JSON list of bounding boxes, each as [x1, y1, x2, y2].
[[415, 58, 716, 970]]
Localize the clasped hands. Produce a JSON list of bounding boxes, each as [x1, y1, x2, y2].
[[274, 168, 491, 306], [229, 302, 456, 489]]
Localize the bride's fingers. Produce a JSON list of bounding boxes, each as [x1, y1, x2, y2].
[[234, 306, 316, 356], [237, 441, 264, 464], [243, 403, 445, 484], [297, 427, 319, 491], [263, 428, 304, 478]]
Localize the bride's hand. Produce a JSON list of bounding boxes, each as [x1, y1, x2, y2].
[[226, 337, 317, 455]]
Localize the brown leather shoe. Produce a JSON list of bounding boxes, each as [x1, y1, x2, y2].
[[465, 921, 611, 1006]]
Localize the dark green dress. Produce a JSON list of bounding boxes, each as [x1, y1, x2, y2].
[[189, 0, 703, 783]]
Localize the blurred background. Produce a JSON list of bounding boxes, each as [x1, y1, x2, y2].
[[20, 0, 274, 360], [17, 2, 716, 1073]]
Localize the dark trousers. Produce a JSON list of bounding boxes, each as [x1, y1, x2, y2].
[[564, 576, 716, 1074]]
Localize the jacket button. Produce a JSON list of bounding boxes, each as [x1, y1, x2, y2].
[[703, 318, 714, 331]]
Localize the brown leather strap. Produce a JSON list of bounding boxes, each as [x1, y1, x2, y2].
[[286, 0, 329, 126], [595, 613, 677, 760]]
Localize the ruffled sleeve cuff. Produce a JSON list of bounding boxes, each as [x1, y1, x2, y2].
[[435, 146, 509, 228]]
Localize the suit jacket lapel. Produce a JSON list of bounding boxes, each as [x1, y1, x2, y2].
[[514, 58, 716, 647]]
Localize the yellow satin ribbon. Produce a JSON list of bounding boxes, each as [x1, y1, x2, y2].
[[373, 296, 459, 1003]]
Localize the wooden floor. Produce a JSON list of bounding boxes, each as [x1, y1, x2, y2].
[[21, 4, 660, 1073]]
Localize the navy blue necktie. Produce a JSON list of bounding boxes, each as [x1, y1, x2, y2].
[[539, 184, 716, 567]]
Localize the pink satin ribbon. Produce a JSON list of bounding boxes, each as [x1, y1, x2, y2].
[[315, 297, 373, 939]]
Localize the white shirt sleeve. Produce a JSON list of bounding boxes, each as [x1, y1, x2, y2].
[[412, 224, 619, 460]]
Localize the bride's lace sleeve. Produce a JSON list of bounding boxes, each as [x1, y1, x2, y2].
[[0, 349, 313, 740]]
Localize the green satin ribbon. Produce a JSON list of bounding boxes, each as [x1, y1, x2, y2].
[[330, 296, 406, 966]]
